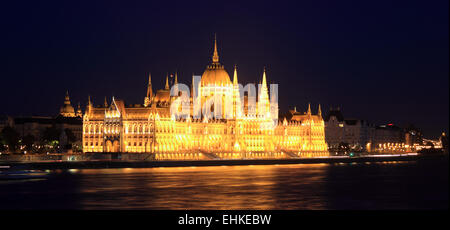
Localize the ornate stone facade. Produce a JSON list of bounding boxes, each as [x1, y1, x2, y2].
[[83, 38, 328, 159]]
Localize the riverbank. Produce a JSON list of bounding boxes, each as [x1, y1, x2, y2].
[[0, 153, 447, 170]]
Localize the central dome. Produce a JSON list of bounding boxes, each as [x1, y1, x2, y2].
[[200, 36, 231, 86], [201, 64, 231, 86]]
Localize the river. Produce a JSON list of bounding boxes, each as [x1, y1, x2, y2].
[[0, 158, 447, 209]]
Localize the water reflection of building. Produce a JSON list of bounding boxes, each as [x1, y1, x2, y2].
[[82, 38, 329, 158]]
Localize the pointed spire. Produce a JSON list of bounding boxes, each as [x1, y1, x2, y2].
[[76, 102, 82, 117], [318, 104, 322, 117], [144, 73, 153, 107], [191, 73, 195, 93], [148, 73, 152, 86], [233, 65, 238, 85], [307, 103, 311, 115], [104, 96, 108, 107], [165, 74, 169, 90], [173, 72, 179, 96], [87, 95, 92, 113], [146, 73, 153, 98], [212, 33, 219, 63], [262, 67, 267, 87]]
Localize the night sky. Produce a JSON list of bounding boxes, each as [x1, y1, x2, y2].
[[0, 0, 448, 138]]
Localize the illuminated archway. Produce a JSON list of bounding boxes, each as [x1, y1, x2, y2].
[[113, 140, 120, 152], [106, 140, 113, 152]]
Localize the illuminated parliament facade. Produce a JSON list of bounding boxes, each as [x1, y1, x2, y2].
[[82, 38, 328, 159]]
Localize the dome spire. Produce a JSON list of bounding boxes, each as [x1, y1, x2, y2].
[[262, 67, 267, 87], [212, 33, 219, 63], [233, 65, 238, 85]]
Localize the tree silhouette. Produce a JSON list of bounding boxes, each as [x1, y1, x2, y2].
[[0, 126, 20, 152], [23, 134, 35, 152], [41, 126, 59, 145], [64, 128, 76, 144], [0, 133, 6, 151]]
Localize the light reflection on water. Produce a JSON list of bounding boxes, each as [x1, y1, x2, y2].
[[75, 164, 329, 210], [0, 159, 447, 210]]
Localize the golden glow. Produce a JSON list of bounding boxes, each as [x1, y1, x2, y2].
[[82, 39, 329, 159]]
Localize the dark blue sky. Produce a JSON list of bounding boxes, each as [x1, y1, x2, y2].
[[0, 0, 448, 138]]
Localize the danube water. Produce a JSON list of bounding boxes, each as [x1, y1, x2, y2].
[[0, 158, 448, 209]]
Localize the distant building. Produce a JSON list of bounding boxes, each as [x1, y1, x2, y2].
[[1, 92, 83, 151], [323, 108, 345, 148], [372, 124, 404, 150], [13, 116, 54, 139], [0, 115, 14, 131], [440, 132, 448, 153], [60, 91, 82, 118], [324, 108, 374, 151], [404, 124, 423, 147], [13, 116, 82, 145]]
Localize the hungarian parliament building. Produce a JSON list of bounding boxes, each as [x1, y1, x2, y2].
[[82, 38, 328, 159]]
